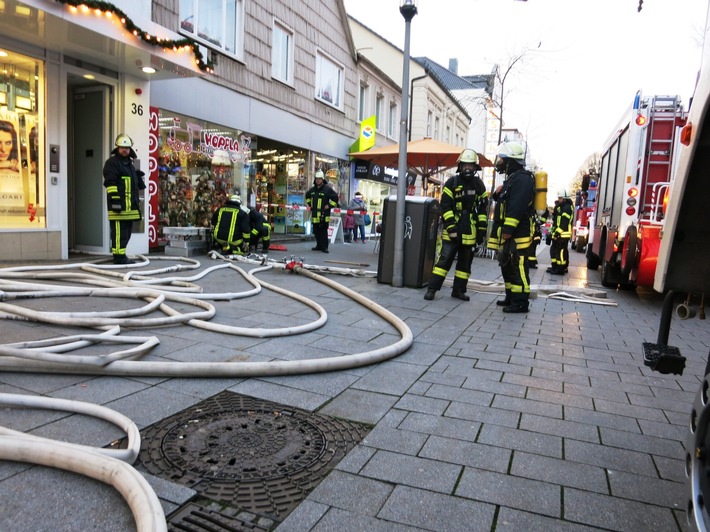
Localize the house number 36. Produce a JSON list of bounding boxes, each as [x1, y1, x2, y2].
[[131, 103, 144, 116]]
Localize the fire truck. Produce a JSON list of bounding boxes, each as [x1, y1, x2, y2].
[[571, 174, 598, 253], [638, 4, 710, 529], [586, 91, 687, 288]]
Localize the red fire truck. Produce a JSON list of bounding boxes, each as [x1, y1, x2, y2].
[[586, 91, 687, 288], [571, 174, 598, 253]]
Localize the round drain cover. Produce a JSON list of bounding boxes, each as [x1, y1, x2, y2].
[[138, 391, 370, 518]]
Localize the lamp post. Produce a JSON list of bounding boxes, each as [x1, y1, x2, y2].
[[392, 0, 417, 288]]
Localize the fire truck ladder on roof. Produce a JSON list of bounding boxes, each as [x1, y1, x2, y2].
[[640, 95, 683, 224]]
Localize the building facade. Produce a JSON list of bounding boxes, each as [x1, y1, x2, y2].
[[0, 0, 364, 261]]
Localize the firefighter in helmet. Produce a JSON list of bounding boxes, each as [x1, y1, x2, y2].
[[547, 189, 573, 274], [306, 170, 339, 253], [211, 194, 251, 254], [102, 133, 146, 264], [424, 149, 488, 301], [490, 141, 535, 313]]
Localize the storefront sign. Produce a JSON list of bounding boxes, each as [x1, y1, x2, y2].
[[352, 158, 414, 186]]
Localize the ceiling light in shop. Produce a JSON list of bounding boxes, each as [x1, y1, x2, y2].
[[142, 66, 156, 74]]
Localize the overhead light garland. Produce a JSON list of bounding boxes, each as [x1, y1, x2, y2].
[[54, 0, 215, 73]]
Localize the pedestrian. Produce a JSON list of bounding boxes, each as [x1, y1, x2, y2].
[[248, 203, 271, 253], [306, 170, 338, 253], [547, 190, 573, 275], [348, 191, 368, 243], [102, 133, 146, 264], [488, 141, 535, 313], [424, 149, 488, 301], [212, 194, 251, 255], [343, 211, 355, 243], [0, 120, 20, 172]]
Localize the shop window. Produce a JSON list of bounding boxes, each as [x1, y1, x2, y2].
[[154, 110, 251, 243], [0, 50, 44, 228], [179, 0, 244, 59], [315, 51, 343, 110], [272, 20, 294, 85]]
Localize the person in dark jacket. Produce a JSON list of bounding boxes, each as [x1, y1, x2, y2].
[[547, 191, 574, 274], [424, 149, 488, 301], [212, 194, 251, 254], [489, 141, 535, 313], [306, 170, 339, 253], [102, 133, 146, 264], [248, 204, 271, 253]]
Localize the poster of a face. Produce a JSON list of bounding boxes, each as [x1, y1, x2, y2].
[[0, 110, 24, 209]]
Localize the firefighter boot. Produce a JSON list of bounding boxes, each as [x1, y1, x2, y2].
[[497, 290, 512, 306], [113, 254, 135, 265], [262, 243, 270, 254], [451, 290, 470, 301], [424, 290, 436, 301]]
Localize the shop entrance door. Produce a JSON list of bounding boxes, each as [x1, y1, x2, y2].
[[69, 83, 111, 253]]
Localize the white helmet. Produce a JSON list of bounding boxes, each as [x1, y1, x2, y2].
[[229, 194, 241, 204], [556, 189, 569, 199], [314, 170, 325, 180], [457, 149, 479, 165], [496, 141, 525, 162], [115, 133, 133, 148]]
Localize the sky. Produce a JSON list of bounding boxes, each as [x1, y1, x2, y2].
[[342, 0, 709, 193]]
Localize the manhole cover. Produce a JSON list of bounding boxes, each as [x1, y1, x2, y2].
[[138, 391, 370, 519]]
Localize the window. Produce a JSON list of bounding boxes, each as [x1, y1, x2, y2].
[[315, 51, 344, 110], [434, 117, 440, 140], [388, 102, 397, 138], [0, 50, 45, 229], [375, 93, 384, 131], [358, 83, 369, 122], [272, 20, 294, 84], [445, 125, 451, 143], [426, 110, 433, 137], [180, 0, 244, 58]]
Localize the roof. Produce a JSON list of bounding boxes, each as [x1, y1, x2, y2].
[[415, 57, 493, 95]]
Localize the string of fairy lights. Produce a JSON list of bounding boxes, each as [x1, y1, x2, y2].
[[54, 0, 215, 73]]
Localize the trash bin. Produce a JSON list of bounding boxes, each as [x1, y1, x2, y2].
[[377, 195, 441, 287]]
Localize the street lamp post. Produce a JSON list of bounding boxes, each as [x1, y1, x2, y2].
[[393, 0, 417, 288]]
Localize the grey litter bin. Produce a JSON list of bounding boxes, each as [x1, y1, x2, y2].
[[377, 195, 441, 288]]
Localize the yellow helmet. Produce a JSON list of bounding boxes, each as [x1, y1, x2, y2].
[[496, 141, 525, 162], [457, 149, 479, 165], [114, 133, 134, 148]]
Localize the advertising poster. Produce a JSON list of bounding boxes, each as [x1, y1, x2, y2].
[[0, 110, 24, 211]]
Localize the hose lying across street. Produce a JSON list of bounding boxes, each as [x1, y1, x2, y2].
[[0, 253, 611, 529]]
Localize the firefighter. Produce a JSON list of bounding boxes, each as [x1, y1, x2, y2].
[[249, 204, 271, 254], [528, 214, 543, 269], [547, 190, 573, 275], [490, 141, 535, 313], [306, 170, 339, 253], [102, 133, 146, 264], [424, 149, 488, 301], [211, 194, 251, 255]]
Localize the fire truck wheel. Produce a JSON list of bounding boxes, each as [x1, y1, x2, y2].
[[685, 355, 710, 531], [621, 226, 639, 277], [575, 236, 587, 253]]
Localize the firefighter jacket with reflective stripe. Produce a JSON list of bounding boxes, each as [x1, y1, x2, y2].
[[552, 199, 574, 239], [249, 207, 270, 238], [306, 183, 339, 223], [102, 149, 146, 222], [440, 172, 489, 246], [212, 200, 251, 248], [489, 169, 535, 251]]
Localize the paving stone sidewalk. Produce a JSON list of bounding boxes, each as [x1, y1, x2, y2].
[[0, 241, 707, 531]]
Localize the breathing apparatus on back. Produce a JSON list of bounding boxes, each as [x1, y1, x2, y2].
[[534, 171, 548, 215]]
